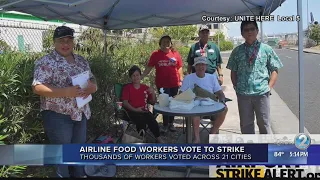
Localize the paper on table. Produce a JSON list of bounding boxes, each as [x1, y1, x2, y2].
[[71, 71, 92, 108], [173, 88, 195, 102]]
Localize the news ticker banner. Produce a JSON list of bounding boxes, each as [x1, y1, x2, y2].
[[1, 144, 267, 166], [209, 165, 320, 178], [0, 144, 316, 165], [0, 133, 318, 166]]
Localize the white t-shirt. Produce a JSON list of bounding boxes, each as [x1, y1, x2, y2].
[[180, 73, 221, 93]]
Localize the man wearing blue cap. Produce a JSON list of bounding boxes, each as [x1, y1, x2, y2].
[[32, 26, 97, 178]]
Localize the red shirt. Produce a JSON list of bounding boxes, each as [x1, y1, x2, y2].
[[147, 49, 183, 89], [121, 83, 152, 110]]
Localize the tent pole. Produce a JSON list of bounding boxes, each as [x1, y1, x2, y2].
[[297, 0, 304, 133], [259, 11, 264, 43], [260, 21, 263, 43]]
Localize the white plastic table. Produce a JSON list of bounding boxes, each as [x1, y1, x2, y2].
[[153, 102, 226, 177]]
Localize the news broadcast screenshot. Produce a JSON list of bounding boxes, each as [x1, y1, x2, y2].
[[1, 0, 320, 178]]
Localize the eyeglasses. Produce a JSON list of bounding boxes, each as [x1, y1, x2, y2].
[[243, 27, 257, 33]]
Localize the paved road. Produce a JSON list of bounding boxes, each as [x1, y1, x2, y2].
[[221, 49, 320, 134], [273, 49, 320, 134]]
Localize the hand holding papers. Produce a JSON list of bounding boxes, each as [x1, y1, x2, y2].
[[71, 71, 92, 108]]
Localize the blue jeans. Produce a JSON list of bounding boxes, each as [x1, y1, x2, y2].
[[41, 110, 87, 178]]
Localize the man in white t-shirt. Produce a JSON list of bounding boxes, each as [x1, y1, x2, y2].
[[181, 56, 228, 143]]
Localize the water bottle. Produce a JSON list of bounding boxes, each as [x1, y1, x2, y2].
[[158, 88, 169, 107]]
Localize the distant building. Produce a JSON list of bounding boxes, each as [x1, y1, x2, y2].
[[263, 30, 311, 47], [122, 23, 230, 42], [196, 23, 229, 40], [122, 28, 153, 40], [230, 36, 245, 47]]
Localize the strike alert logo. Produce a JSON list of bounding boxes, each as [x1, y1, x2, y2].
[[211, 165, 320, 178]]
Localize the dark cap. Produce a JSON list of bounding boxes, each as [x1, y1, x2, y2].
[[159, 34, 171, 45], [199, 24, 210, 32], [53, 26, 75, 39]]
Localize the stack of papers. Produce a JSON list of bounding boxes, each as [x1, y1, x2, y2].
[[173, 88, 195, 103], [194, 97, 216, 106], [71, 71, 92, 108]]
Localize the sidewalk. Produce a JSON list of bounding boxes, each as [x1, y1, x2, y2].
[[286, 47, 320, 55]]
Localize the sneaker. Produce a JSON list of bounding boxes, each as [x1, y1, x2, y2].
[[168, 123, 177, 132]]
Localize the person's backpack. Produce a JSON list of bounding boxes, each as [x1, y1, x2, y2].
[[84, 134, 117, 177]]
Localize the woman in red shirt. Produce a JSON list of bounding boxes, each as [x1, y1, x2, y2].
[[121, 65, 163, 143], [141, 35, 183, 133]]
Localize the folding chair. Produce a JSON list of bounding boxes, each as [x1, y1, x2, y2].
[[199, 97, 232, 134], [113, 83, 158, 143]]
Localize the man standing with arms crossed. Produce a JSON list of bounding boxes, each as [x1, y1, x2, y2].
[[227, 21, 283, 134], [187, 24, 224, 85]]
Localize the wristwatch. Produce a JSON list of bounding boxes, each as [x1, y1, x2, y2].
[[219, 74, 223, 77]]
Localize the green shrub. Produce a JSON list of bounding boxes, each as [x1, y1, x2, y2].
[[0, 29, 191, 177], [0, 53, 39, 177], [0, 40, 11, 52], [176, 46, 190, 74], [219, 40, 234, 51], [0, 52, 45, 145]]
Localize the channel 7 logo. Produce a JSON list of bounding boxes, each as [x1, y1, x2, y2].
[[294, 133, 311, 150]]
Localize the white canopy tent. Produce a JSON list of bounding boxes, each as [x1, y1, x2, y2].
[[1, 0, 285, 29], [0, 0, 305, 134]]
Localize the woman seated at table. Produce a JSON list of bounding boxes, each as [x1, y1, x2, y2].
[[121, 65, 164, 143], [180, 57, 228, 143]]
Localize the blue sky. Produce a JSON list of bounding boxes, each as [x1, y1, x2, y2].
[[227, 0, 320, 37]]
